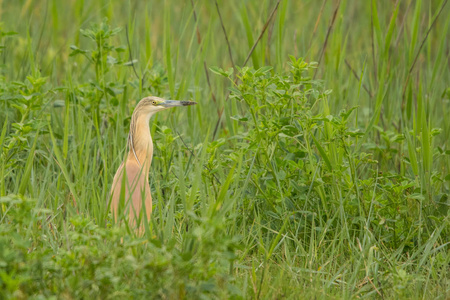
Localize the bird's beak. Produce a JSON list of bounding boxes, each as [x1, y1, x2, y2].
[[160, 100, 197, 108]]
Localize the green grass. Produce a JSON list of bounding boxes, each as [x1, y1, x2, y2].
[[0, 0, 449, 299]]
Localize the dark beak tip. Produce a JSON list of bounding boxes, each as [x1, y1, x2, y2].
[[182, 101, 197, 106]]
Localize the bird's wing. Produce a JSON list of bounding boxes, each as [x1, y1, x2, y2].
[[110, 160, 152, 224]]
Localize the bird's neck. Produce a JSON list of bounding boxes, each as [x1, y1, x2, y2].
[[127, 111, 154, 173]]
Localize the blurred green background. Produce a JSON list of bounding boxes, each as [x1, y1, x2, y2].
[[2, 0, 447, 131]]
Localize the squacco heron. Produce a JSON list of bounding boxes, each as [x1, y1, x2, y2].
[[110, 96, 196, 227]]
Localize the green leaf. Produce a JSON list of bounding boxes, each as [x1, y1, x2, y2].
[[311, 133, 332, 170], [209, 66, 229, 77]]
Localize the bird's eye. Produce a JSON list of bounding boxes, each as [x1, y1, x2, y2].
[[152, 101, 157, 105]]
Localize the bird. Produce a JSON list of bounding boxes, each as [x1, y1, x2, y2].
[[110, 96, 196, 230]]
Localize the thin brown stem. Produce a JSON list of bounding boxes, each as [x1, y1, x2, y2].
[[266, 0, 277, 65], [308, 0, 327, 52], [213, 0, 282, 139], [344, 59, 373, 98], [401, 0, 448, 108], [190, 0, 219, 108], [393, 0, 413, 49], [125, 25, 142, 85], [243, 0, 281, 66], [371, 4, 378, 82], [314, 0, 341, 79], [215, 1, 235, 69]]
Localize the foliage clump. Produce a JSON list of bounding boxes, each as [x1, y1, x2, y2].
[[0, 195, 241, 299]]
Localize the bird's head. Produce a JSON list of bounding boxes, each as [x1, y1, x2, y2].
[[135, 96, 197, 115]]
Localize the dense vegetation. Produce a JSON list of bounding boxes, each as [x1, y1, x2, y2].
[[0, 0, 449, 298]]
